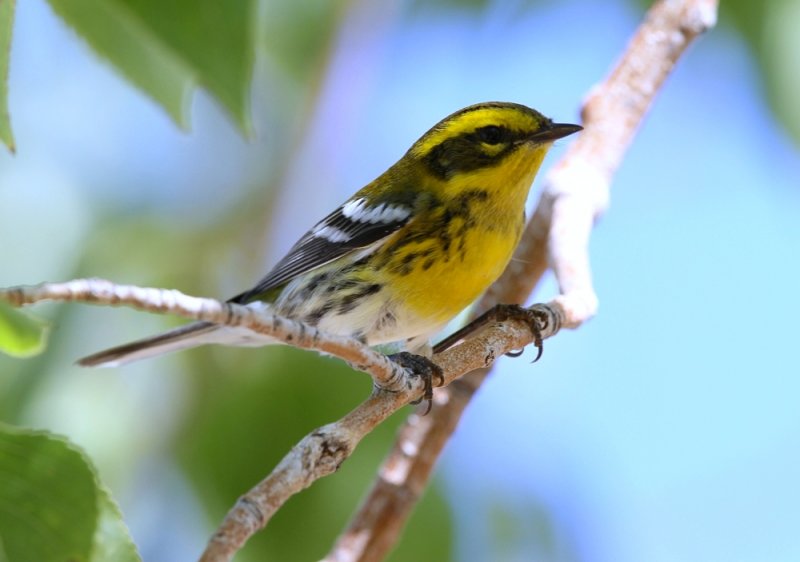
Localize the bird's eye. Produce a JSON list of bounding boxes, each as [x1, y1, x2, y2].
[[476, 125, 504, 145]]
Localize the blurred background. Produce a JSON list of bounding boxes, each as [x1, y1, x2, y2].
[[1, 0, 799, 560]]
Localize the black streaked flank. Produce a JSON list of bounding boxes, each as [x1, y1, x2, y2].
[[304, 301, 336, 324], [457, 237, 467, 262], [326, 279, 358, 293], [300, 272, 332, 298], [336, 283, 383, 315], [377, 311, 397, 330], [392, 247, 433, 276]]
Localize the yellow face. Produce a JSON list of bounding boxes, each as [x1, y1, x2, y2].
[[407, 102, 579, 182]]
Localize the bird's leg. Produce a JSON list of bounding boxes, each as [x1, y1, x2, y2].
[[388, 352, 444, 415], [433, 304, 548, 361]]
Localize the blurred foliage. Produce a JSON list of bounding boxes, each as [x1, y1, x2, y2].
[[0, 0, 346, 149], [0, 424, 140, 562], [0, 307, 65, 425], [489, 500, 579, 562], [45, 0, 194, 130], [727, 0, 800, 145], [407, 0, 551, 11], [260, 0, 347, 84], [409, 0, 493, 11], [12, 0, 257, 138], [0, 302, 48, 358], [0, 0, 13, 152]]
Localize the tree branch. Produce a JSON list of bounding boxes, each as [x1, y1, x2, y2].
[[325, 1, 719, 561], [0, 279, 409, 393]]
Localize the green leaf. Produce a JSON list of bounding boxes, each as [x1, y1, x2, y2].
[[0, 0, 15, 153], [0, 424, 141, 562], [260, 0, 343, 82], [45, 0, 256, 133], [92, 485, 141, 562], [118, 0, 257, 134], [709, 0, 800, 144], [45, 0, 194, 128], [761, 0, 800, 144], [0, 302, 49, 358]]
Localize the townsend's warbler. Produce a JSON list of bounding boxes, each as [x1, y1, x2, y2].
[[79, 102, 581, 374]]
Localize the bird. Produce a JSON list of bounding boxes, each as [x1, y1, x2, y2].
[[78, 102, 581, 385]]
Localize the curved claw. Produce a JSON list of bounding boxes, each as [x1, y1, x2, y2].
[[388, 352, 444, 415], [416, 396, 433, 416], [531, 342, 543, 363], [505, 349, 524, 358], [530, 317, 544, 362]]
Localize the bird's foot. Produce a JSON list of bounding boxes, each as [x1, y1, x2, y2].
[[434, 303, 550, 362], [388, 351, 444, 415], [491, 304, 546, 362]]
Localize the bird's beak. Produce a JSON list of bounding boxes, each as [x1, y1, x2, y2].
[[530, 122, 583, 142]]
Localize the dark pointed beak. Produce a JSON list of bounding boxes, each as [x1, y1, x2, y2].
[[530, 122, 583, 142]]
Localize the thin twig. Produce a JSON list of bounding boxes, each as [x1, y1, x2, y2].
[[325, 1, 719, 560], [0, 279, 409, 392]]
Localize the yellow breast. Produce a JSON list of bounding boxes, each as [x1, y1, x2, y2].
[[394, 221, 522, 324]]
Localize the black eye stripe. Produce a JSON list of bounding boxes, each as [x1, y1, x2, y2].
[[423, 125, 526, 179]]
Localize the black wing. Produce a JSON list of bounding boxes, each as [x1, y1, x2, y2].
[[230, 197, 413, 304]]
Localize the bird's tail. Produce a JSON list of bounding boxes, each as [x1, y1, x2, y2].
[[77, 321, 266, 368]]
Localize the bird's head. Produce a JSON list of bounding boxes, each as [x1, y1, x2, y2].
[[408, 102, 582, 181]]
